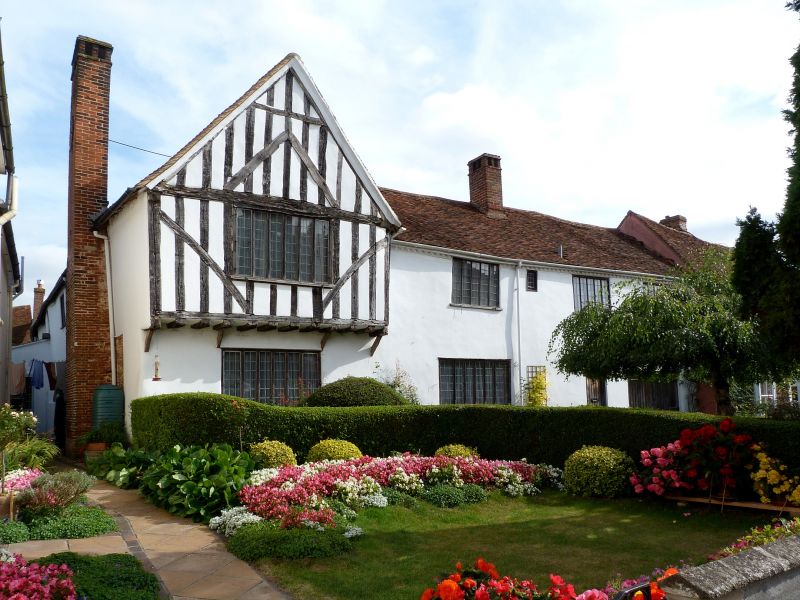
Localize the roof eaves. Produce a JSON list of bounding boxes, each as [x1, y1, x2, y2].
[[0, 25, 14, 176]]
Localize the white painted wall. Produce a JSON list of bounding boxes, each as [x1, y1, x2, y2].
[[0, 234, 12, 404], [372, 244, 639, 407], [107, 190, 151, 419]]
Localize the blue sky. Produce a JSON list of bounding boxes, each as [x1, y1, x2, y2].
[[2, 1, 798, 307]]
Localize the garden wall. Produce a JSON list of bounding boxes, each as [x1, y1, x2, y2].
[[131, 393, 800, 467]]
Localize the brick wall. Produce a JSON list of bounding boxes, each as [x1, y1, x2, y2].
[[65, 36, 114, 455]]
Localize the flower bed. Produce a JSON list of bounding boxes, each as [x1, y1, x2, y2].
[[236, 455, 560, 529]]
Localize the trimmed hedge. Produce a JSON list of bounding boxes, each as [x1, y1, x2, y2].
[[303, 376, 408, 407], [131, 393, 800, 467]]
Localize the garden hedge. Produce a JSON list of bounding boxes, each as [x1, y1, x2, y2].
[[131, 393, 800, 467]]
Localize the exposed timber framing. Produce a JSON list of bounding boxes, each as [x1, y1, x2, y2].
[[244, 106, 255, 193], [317, 126, 327, 206], [262, 86, 274, 195], [175, 193, 185, 312], [252, 102, 324, 126], [155, 185, 388, 228], [300, 94, 310, 202], [158, 210, 248, 312], [200, 198, 209, 313], [282, 70, 293, 199], [369, 203, 377, 320], [148, 191, 162, 315], [155, 310, 386, 334], [369, 334, 383, 356], [323, 236, 388, 311], [225, 130, 288, 191], [320, 331, 331, 350], [144, 328, 155, 353]]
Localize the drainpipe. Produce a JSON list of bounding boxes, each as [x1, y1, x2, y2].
[[1, 176, 22, 299], [515, 261, 523, 405], [93, 230, 116, 386]]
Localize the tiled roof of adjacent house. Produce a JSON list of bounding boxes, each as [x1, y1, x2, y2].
[[624, 210, 724, 265], [12, 305, 31, 346], [381, 188, 679, 275]]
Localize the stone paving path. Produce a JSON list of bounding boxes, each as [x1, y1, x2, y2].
[[5, 480, 291, 600]]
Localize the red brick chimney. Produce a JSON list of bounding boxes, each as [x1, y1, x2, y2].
[[468, 153, 504, 217], [66, 36, 113, 455], [32, 280, 45, 321]]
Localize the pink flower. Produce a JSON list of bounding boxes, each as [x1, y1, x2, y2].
[[576, 590, 608, 600]]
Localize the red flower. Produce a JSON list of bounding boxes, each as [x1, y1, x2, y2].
[[719, 418, 734, 433], [698, 424, 718, 441], [463, 578, 477, 589], [697, 478, 709, 490], [475, 587, 490, 600], [420, 589, 435, 600], [714, 446, 728, 460], [455, 562, 462, 572], [448, 573, 462, 583], [685, 468, 698, 479], [733, 434, 751, 445], [679, 428, 695, 445], [436, 579, 465, 600]]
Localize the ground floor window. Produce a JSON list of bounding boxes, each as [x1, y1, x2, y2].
[[439, 359, 511, 405], [222, 349, 321, 405], [586, 378, 607, 406], [628, 380, 678, 411]]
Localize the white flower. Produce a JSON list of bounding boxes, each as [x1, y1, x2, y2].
[[343, 525, 364, 538], [208, 506, 262, 537]]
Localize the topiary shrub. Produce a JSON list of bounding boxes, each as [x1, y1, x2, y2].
[[461, 483, 489, 504], [249, 440, 297, 468], [306, 439, 362, 462], [302, 377, 408, 407], [227, 522, 352, 561], [563, 445, 635, 498], [435, 444, 479, 458]]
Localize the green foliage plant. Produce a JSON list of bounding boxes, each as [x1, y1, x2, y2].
[[0, 519, 30, 543], [4, 437, 60, 470], [33, 552, 160, 600], [374, 361, 420, 404], [227, 521, 353, 561], [461, 483, 489, 504], [139, 444, 254, 523], [27, 504, 117, 540], [18, 471, 95, 519], [550, 248, 768, 415], [249, 440, 297, 468], [131, 393, 800, 469], [0, 406, 37, 493], [302, 376, 408, 407], [384, 488, 418, 508], [86, 443, 159, 489], [78, 422, 129, 447], [563, 446, 635, 498], [306, 439, 362, 462], [434, 444, 479, 458], [421, 484, 467, 508]]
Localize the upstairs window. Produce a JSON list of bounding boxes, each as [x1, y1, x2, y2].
[[235, 209, 330, 283], [526, 270, 538, 292], [222, 349, 321, 405], [572, 275, 610, 311], [452, 258, 499, 308]]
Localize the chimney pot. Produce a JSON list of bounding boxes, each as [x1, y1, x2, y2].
[[468, 153, 503, 216], [659, 215, 687, 232]]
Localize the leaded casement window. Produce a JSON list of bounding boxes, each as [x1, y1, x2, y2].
[[628, 380, 678, 411], [572, 275, 610, 311], [451, 258, 500, 307], [234, 209, 330, 283], [222, 349, 321, 404], [439, 359, 511, 405]]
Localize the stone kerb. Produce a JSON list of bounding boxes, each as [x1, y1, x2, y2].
[[659, 535, 800, 599]]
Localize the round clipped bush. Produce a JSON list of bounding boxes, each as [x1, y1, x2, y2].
[[563, 445, 635, 498], [421, 484, 467, 508], [302, 377, 408, 407], [306, 439, 362, 462], [434, 444, 479, 458], [250, 440, 297, 468]]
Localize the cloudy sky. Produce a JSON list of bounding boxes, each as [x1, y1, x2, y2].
[[2, 1, 798, 307]]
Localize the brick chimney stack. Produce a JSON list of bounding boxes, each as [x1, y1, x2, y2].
[[468, 153, 504, 217], [660, 215, 687, 232], [66, 36, 113, 455], [32, 280, 45, 321]]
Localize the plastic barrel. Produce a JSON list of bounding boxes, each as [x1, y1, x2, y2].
[[92, 384, 125, 428]]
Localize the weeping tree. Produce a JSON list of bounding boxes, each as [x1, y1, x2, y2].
[[549, 249, 772, 415], [732, 3, 800, 376]]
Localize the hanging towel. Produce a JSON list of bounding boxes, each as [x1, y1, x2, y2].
[[29, 360, 45, 390], [54, 362, 67, 392], [45, 362, 57, 391], [10, 363, 26, 395]]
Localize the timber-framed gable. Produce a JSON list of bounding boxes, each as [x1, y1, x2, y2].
[[119, 54, 400, 339]]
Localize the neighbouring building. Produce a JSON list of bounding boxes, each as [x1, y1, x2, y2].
[[60, 37, 721, 449], [0, 26, 22, 407]]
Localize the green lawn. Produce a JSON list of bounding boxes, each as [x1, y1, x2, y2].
[[257, 491, 766, 600]]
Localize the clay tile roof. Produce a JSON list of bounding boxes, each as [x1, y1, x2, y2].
[[11, 305, 31, 346], [625, 211, 724, 265], [381, 188, 676, 275]]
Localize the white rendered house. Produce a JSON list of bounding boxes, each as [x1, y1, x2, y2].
[[63, 40, 716, 440]]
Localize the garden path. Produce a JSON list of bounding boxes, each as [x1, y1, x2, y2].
[[5, 481, 292, 600]]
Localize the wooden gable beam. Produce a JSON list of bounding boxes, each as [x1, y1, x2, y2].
[[224, 130, 289, 191], [252, 102, 324, 126]]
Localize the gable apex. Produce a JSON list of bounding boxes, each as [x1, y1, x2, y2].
[[97, 53, 400, 228]]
